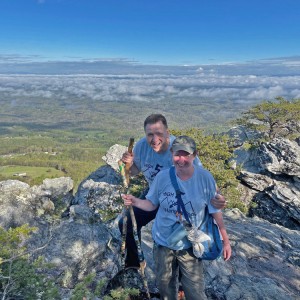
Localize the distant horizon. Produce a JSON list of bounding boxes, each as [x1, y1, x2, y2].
[[1, 53, 300, 67], [1, 55, 300, 77]]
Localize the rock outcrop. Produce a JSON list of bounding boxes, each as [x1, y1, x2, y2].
[[0, 177, 121, 299], [230, 131, 300, 230], [0, 142, 300, 299], [0, 177, 73, 229]]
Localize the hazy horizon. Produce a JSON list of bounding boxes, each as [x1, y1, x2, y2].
[[1, 56, 299, 112]]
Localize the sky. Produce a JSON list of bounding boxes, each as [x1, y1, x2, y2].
[[0, 0, 299, 66], [0, 0, 300, 111]]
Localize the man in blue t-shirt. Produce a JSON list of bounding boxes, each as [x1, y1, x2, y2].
[[119, 114, 227, 268]]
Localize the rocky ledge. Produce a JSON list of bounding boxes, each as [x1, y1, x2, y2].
[[0, 137, 299, 299]]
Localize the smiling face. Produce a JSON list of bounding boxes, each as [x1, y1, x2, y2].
[[145, 121, 170, 153], [172, 150, 195, 171]]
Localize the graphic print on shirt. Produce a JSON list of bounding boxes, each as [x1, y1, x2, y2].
[[161, 189, 195, 218], [142, 163, 163, 184]]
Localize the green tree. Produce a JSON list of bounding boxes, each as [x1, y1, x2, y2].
[[70, 274, 108, 300], [103, 287, 139, 300], [235, 97, 300, 142], [0, 224, 60, 300]]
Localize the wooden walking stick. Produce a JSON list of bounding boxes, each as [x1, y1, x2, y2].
[[119, 160, 129, 268], [118, 138, 150, 299], [118, 138, 134, 268]]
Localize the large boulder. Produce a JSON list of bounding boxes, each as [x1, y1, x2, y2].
[[28, 218, 120, 291], [258, 138, 300, 176], [102, 143, 127, 171], [226, 125, 263, 148], [0, 177, 74, 229], [0, 177, 122, 299], [72, 165, 123, 220], [233, 137, 300, 229], [71, 144, 128, 219]]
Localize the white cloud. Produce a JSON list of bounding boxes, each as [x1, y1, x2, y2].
[[0, 71, 299, 110]]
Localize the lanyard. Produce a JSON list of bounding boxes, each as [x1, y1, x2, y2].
[[169, 166, 191, 225]]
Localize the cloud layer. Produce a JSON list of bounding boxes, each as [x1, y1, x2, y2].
[[0, 56, 299, 131], [0, 71, 299, 105]]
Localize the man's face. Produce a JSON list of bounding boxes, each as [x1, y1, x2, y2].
[[145, 121, 170, 153]]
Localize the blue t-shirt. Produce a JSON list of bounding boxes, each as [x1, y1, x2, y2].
[[133, 135, 202, 186], [146, 165, 219, 250]]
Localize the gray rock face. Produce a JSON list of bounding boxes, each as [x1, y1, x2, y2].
[[0, 177, 74, 229], [239, 171, 274, 191], [226, 125, 263, 148], [251, 192, 300, 230], [29, 219, 120, 291], [1, 139, 300, 299], [258, 138, 300, 176], [0, 180, 34, 229], [2, 176, 299, 299], [71, 144, 127, 216], [233, 137, 300, 230], [204, 209, 300, 300], [102, 144, 128, 171], [267, 181, 300, 218], [72, 165, 123, 219], [0, 177, 121, 299]]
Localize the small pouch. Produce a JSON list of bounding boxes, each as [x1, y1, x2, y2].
[[166, 222, 187, 247]]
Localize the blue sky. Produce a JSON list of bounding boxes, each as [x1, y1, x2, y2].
[[0, 0, 299, 106], [0, 0, 299, 65]]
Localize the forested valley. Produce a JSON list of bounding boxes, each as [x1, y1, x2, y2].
[[0, 96, 244, 189], [1, 94, 299, 192]]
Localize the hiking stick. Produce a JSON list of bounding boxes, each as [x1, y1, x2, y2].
[[118, 138, 150, 299], [118, 138, 134, 268], [125, 137, 134, 183], [119, 160, 128, 268], [128, 205, 150, 299]]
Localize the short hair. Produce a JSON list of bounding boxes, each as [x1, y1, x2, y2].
[[144, 114, 168, 130]]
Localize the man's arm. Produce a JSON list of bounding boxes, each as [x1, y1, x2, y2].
[[122, 194, 158, 211]]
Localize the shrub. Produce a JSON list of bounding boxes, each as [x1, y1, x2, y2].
[[0, 224, 60, 300]]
